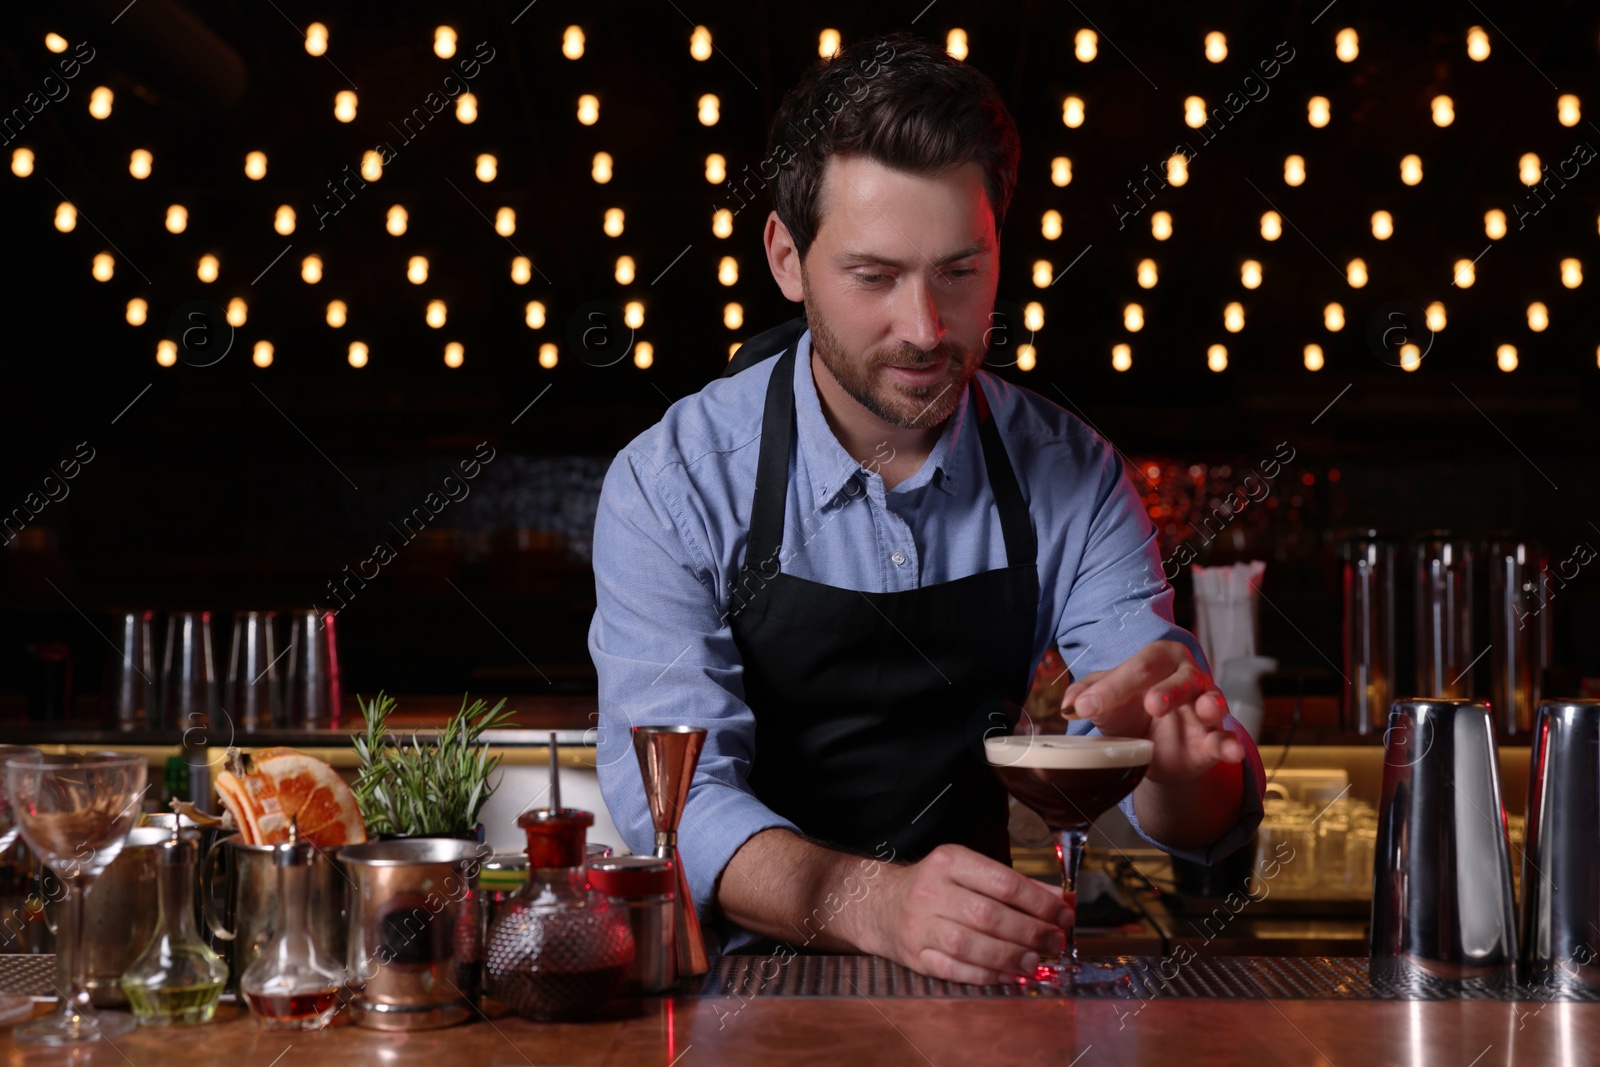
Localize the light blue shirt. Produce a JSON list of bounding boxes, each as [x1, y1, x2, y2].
[[589, 329, 1266, 950]]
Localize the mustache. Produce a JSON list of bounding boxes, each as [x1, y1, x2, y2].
[[872, 343, 966, 368]]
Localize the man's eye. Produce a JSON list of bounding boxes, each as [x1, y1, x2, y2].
[[854, 273, 889, 285], [944, 268, 977, 280]]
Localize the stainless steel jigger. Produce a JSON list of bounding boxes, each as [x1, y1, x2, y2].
[[632, 725, 709, 977], [1520, 699, 1600, 990], [1370, 698, 1518, 982]]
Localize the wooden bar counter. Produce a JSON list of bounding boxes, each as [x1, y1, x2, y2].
[[4, 971, 1595, 1066]]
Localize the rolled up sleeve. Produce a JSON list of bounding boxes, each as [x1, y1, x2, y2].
[[588, 449, 798, 952]]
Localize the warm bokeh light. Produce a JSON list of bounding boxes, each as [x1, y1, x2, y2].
[[407, 256, 429, 284], [166, 204, 188, 233], [226, 297, 246, 327], [1075, 30, 1097, 62], [1041, 210, 1062, 240], [717, 256, 737, 286], [724, 302, 743, 330], [603, 207, 625, 237], [1519, 153, 1541, 186], [1484, 209, 1506, 239], [126, 298, 147, 326], [1431, 95, 1454, 127], [1426, 302, 1446, 331], [300, 255, 322, 284], [1151, 211, 1172, 240], [198, 255, 218, 283], [713, 208, 733, 238], [819, 29, 841, 58], [1223, 302, 1244, 333], [444, 341, 464, 368], [12, 147, 34, 177], [616, 255, 636, 285], [623, 301, 645, 329], [1016, 344, 1037, 372], [1400, 154, 1422, 186], [946, 29, 968, 62], [130, 149, 152, 179], [1371, 210, 1393, 240], [593, 152, 613, 183], [348, 342, 368, 368], [1024, 302, 1044, 331], [1325, 302, 1345, 331], [1284, 155, 1306, 186], [426, 300, 447, 328], [434, 26, 457, 60], [1346, 258, 1368, 287], [1496, 344, 1517, 372], [1453, 259, 1476, 287], [54, 202, 75, 232], [456, 92, 477, 124], [245, 151, 267, 180], [1527, 302, 1549, 331], [1560, 258, 1582, 288], [306, 22, 328, 56], [563, 25, 585, 60], [1303, 344, 1324, 371], [705, 154, 725, 184], [334, 90, 357, 122], [89, 86, 112, 119], [1051, 157, 1072, 187], [690, 25, 712, 62], [1167, 153, 1188, 186], [1184, 96, 1207, 129], [157, 339, 177, 367], [475, 154, 497, 182], [511, 257, 531, 284], [698, 94, 720, 126], [1123, 303, 1144, 331], [1400, 343, 1422, 372], [577, 94, 599, 125], [1260, 211, 1282, 240], [1558, 95, 1580, 127], [526, 301, 546, 329], [252, 341, 273, 368], [1032, 260, 1053, 287], [1062, 96, 1084, 128], [539, 344, 558, 369], [1308, 96, 1330, 128], [326, 300, 347, 327], [495, 207, 516, 237], [1336, 28, 1359, 62], [1467, 26, 1490, 61], [361, 149, 383, 182], [274, 204, 296, 236], [1205, 31, 1227, 63], [45, 33, 68, 53], [386, 205, 408, 236], [1241, 260, 1262, 289], [1207, 344, 1228, 372], [1137, 259, 1158, 288], [634, 341, 654, 370], [1112, 344, 1132, 371]]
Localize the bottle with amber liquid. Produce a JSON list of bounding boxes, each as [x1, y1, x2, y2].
[[119, 824, 228, 1026], [240, 821, 345, 1030], [485, 805, 636, 1020]]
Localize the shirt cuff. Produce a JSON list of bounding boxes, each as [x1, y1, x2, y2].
[[1117, 711, 1266, 866], [672, 782, 801, 954]]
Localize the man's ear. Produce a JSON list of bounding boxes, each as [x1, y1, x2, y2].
[[765, 211, 805, 303]]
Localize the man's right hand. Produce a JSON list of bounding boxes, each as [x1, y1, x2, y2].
[[851, 843, 1072, 985]]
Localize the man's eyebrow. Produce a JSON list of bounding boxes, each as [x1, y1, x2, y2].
[[833, 242, 991, 269]]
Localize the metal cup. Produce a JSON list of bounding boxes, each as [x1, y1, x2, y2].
[[1519, 699, 1600, 990], [202, 833, 348, 991], [285, 610, 341, 729], [1486, 536, 1550, 736], [226, 611, 282, 732], [162, 611, 217, 731], [1340, 532, 1394, 736], [339, 839, 490, 1030], [1370, 698, 1518, 980], [1413, 534, 1475, 698], [104, 610, 157, 731]]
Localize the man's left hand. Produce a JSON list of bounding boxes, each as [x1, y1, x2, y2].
[[1057, 640, 1245, 786]]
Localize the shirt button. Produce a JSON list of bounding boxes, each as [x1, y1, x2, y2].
[[890, 551, 907, 566]]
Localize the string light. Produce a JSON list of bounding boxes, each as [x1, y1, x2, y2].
[[1400, 154, 1422, 185], [360, 150, 383, 182], [603, 207, 625, 237], [475, 154, 497, 182], [1527, 302, 1549, 331], [1304, 344, 1324, 371], [1467, 26, 1490, 61], [724, 303, 743, 329], [1496, 344, 1517, 372], [306, 22, 328, 56], [1041, 210, 1062, 240], [1112, 343, 1132, 371], [593, 152, 613, 183], [1426, 302, 1446, 331], [348, 342, 368, 368], [511, 256, 531, 284], [1241, 260, 1262, 289], [577, 94, 599, 125], [539, 343, 559, 368], [386, 205, 408, 236], [1484, 209, 1506, 239], [1032, 261, 1052, 287], [1308, 96, 1330, 128], [252, 341, 273, 368], [616, 256, 636, 284], [444, 341, 464, 368], [1024, 303, 1044, 331], [334, 90, 357, 123], [1137, 259, 1158, 288], [54, 202, 76, 232], [1400, 343, 1421, 371], [1062, 96, 1085, 128], [1124, 303, 1144, 331], [624, 301, 645, 329], [89, 87, 112, 119], [12, 148, 34, 177], [1347, 258, 1368, 287], [456, 92, 477, 124], [1452, 259, 1476, 287], [1224, 302, 1245, 332], [713, 208, 733, 238], [407, 256, 428, 284], [495, 207, 516, 236], [1558, 95, 1580, 127], [633, 341, 654, 370], [1325, 302, 1345, 330], [717, 256, 737, 286], [301, 255, 322, 284], [129, 149, 152, 179], [157, 340, 177, 367], [705, 154, 724, 183], [326, 300, 347, 327], [1016, 344, 1037, 371], [126, 298, 147, 326], [1184, 96, 1207, 128], [426, 300, 447, 328], [274, 205, 296, 235], [1431, 95, 1454, 126], [526, 301, 546, 328], [197, 255, 219, 283], [1560, 258, 1582, 288], [690, 25, 712, 61], [1051, 157, 1072, 187], [819, 29, 841, 58], [45, 33, 68, 53], [946, 30, 968, 62], [1284, 155, 1306, 186], [1205, 32, 1227, 63], [166, 204, 187, 233], [1335, 28, 1359, 62], [563, 25, 585, 60], [1151, 211, 1172, 240], [1167, 153, 1188, 186], [1260, 211, 1282, 240], [226, 298, 247, 327], [1207, 344, 1228, 372], [245, 151, 267, 180], [1518, 153, 1540, 186], [698, 94, 720, 126], [1075, 30, 1097, 62], [434, 26, 457, 60], [1371, 210, 1393, 239]]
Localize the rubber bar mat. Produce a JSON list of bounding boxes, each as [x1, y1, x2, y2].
[[0, 955, 56, 996], [694, 954, 1600, 1002]]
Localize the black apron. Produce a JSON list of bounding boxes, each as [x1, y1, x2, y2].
[[727, 342, 1041, 864]]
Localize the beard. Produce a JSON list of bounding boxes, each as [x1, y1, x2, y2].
[[802, 278, 984, 431]]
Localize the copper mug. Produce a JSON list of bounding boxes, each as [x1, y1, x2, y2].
[[202, 834, 348, 990]]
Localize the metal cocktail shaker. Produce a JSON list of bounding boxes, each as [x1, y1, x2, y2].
[[1340, 532, 1394, 736], [1519, 699, 1600, 990], [1370, 699, 1518, 980], [1485, 536, 1550, 736], [1413, 534, 1474, 698]]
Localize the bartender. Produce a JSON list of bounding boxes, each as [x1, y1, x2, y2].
[[591, 31, 1265, 985]]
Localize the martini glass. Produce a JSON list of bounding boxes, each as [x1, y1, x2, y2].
[[4, 752, 147, 1044], [985, 733, 1152, 992]]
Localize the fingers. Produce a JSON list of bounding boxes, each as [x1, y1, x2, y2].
[[1061, 644, 1178, 721], [914, 948, 1016, 987], [941, 846, 1072, 927], [1164, 701, 1247, 765]]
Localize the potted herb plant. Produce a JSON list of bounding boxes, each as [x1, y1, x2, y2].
[[351, 692, 517, 840]]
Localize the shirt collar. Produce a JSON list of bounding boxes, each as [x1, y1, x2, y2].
[[791, 329, 967, 506]]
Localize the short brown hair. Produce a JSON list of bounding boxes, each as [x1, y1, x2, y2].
[[766, 32, 1021, 263]]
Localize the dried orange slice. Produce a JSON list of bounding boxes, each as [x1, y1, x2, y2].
[[214, 747, 367, 847]]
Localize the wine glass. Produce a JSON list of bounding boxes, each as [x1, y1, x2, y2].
[[985, 733, 1152, 992], [4, 752, 148, 1044], [0, 746, 41, 1026]]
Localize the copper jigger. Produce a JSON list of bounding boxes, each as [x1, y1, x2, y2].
[[632, 725, 709, 977]]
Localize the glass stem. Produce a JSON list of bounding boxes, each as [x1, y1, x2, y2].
[[66, 880, 93, 1020], [1053, 827, 1088, 969]]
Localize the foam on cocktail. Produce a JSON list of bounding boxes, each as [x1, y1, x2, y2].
[[983, 734, 1153, 769]]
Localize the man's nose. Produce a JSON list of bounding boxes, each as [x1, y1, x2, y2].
[[896, 274, 946, 354]]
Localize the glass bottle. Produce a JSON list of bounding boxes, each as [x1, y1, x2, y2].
[[119, 826, 228, 1026], [239, 821, 345, 1030], [485, 807, 635, 1021]]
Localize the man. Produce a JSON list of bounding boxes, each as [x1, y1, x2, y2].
[[590, 31, 1265, 985]]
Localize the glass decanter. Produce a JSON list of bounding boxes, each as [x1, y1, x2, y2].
[[240, 821, 345, 1030], [485, 806, 635, 1021], [119, 823, 228, 1025]]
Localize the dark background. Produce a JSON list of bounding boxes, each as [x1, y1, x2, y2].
[[2, 1, 1597, 712]]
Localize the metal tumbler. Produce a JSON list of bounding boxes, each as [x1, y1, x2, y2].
[[1486, 536, 1550, 736], [105, 610, 157, 731], [1370, 698, 1518, 980], [1413, 534, 1475, 698], [162, 611, 217, 731], [285, 610, 342, 729], [1340, 532, 1394, 736], [1519, 699, 1600, 990], [226, 611, 282, 733]]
